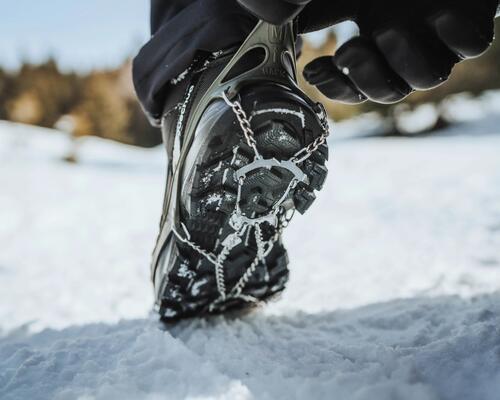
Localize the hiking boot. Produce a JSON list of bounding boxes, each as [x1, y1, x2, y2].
[[152, 21, 329, 320]]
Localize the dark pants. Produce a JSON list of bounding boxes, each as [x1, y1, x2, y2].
[[133, 0, 257, 121], [132, 0, 354, 121]]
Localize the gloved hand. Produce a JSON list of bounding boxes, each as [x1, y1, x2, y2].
[[300, 0, 499, 104]]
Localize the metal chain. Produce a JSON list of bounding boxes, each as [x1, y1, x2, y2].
[[175, 91, 330, 310], [172, 224, 218, 265], [290, 102, 330, 163], [222, 92, 261, 160], [214, 246, 229, 299], [223, 90, 329, 165], [290, 134, 328, 164], [217, 92, 330, 301], [229, 221, 282, 298]]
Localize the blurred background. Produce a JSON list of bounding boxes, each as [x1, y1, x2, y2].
[[0, 0, 159, 149], [1, 4, 500, 398], [2, 1, 500, 150]]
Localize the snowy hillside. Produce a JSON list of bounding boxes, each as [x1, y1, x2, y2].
[[1, 113, 500, 400]]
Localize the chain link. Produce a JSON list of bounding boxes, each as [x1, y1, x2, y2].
[[290, 102, 329, 163], [290, 135, 328, 164], [222, 92, 262, 160]]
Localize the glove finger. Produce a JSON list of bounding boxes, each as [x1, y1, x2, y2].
[[297, 0, 359, 33], [374, 25, 459, 90], [333, 37, 413, 104], [303, 56, 367, 104], [428, 9, 495, 59], [237, 0, 309, 26]]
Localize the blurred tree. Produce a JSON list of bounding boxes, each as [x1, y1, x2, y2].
[[0, 58, 160, 147], [7, 90, 43, 125], [0, 67, 15, 120], [5, 59, 82, 127], [72, 71, 130, 142], [116, 60, 162, 147]]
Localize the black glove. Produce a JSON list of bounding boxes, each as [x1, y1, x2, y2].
[[300, 0, 499, 104]]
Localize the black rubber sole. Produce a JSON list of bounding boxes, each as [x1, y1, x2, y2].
[[158, 84, 328, 321]]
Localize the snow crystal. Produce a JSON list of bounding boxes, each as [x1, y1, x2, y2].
[[205, 193, 223, 206], [230, 145, 240, 166], [170, 68, 190, 85], [250, 108, 306, 128], [222, 169, 230, 185], [190, 278, 208, 297], [201, 170, 214, 185], [177, 261, 194, 280], [213, 161, 223, 172]]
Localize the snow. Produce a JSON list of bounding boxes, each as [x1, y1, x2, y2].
[[1, 110, 500, 399], [250, 108, 306, 128]]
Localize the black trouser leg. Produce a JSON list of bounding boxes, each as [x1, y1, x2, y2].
[[150, 0, 196, 34], [133, 0, 256, 120]]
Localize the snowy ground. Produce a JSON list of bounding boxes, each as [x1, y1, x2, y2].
[[1, 108, 500, 399]]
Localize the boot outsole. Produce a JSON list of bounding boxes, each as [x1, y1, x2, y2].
[[158, 85, 328, 321]]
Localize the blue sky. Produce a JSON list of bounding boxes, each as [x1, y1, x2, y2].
[[0, 0, 150, 71], [0, 2, 359, 72]]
